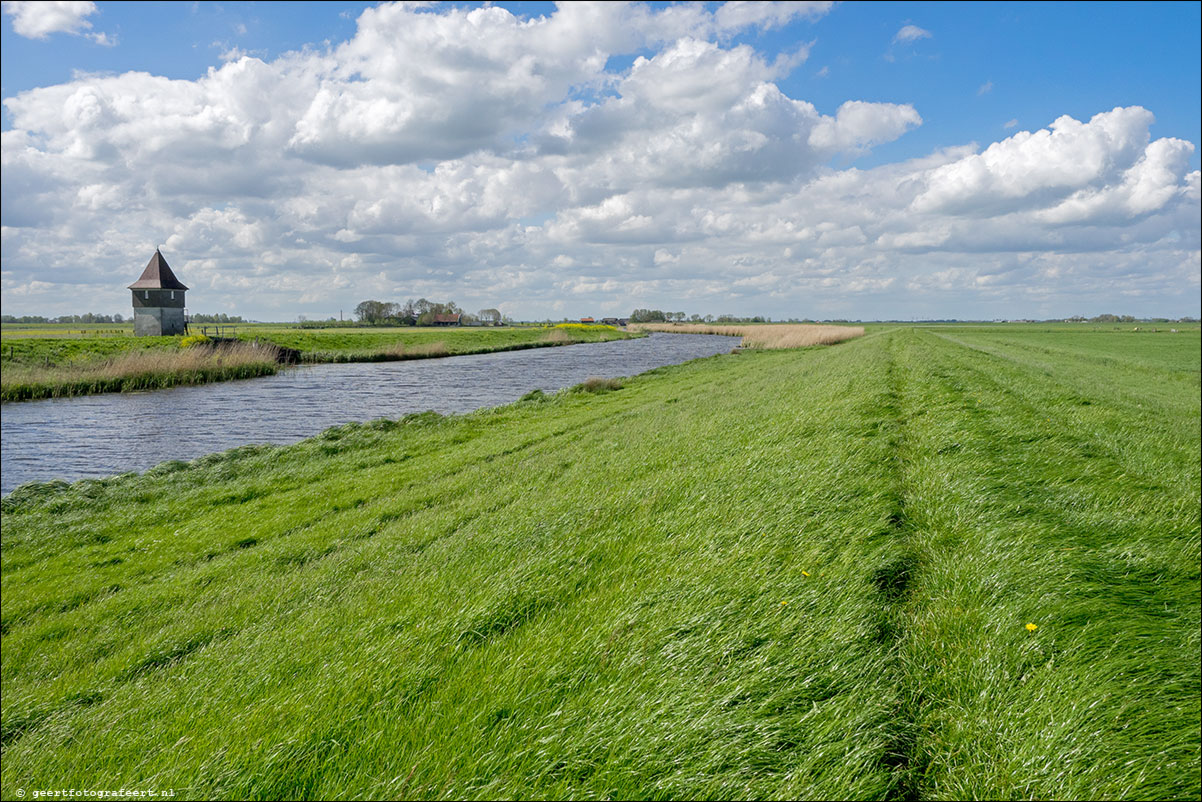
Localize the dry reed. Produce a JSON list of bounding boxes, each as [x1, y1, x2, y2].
[[629, 323, 864, 349], [540, 328, 574, 343], [2, 341, 281, 401], [380, 341, 451, 359]]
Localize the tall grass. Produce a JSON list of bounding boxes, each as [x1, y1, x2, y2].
[[631, 322, 865, 348], [1, 327, 1197, 799], [378, 340, 451, 359], [0, 342, 281, 402], [540, 327, 574, 343]]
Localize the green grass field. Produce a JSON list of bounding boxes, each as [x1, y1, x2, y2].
[[1, 327, 1198, 799]]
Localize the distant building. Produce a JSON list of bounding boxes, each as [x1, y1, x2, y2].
[[431, 313, 461, 326], [580, 317, 595, 324], [129, 249, 188, 336]]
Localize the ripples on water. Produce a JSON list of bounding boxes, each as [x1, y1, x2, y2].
[[1, 333, 736, 493]]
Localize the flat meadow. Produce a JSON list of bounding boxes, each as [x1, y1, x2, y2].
[[1, 325, 1198, 799]]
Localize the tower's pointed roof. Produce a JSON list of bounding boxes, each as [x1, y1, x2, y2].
[[128, 249, 188, 290]]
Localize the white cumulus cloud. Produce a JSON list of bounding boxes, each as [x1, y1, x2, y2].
[[0, 2, 1197, 322], [2, 0, 105, 40]]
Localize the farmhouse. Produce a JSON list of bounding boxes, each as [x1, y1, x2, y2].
[[431, 313, 461, 326], [129, 249, 188, 336]]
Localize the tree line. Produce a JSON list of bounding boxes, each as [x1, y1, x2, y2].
[[0, 312, 246, 324], [1, 313, 127, 324], [354, 298, 506, 326], [629, 309, 773, 324]]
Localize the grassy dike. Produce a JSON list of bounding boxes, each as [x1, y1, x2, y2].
[[1, 328, 1198, 799]]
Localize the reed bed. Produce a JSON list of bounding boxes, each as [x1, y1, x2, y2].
[[0, 342, 280, 402], [378, 340, 451, 359], [540, 327, 575, 343], [631, 322, 865, 348]]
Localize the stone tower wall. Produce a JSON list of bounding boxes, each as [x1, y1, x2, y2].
[[133, 306, 187, 336]]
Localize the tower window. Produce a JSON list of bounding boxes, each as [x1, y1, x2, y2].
[[144, 290, 149, 299]]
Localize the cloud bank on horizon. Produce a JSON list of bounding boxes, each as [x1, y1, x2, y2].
[[1, 0, 1199, 320]]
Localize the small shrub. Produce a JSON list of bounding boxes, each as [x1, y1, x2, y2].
[[179, 334, 212, 349], [573, 376, 623, 394]]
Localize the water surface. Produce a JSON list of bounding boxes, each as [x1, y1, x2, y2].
[[1, 333, 735, 493]]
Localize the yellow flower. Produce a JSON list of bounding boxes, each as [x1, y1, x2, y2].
[[802, 571, 811, 577], [1025, 622, 1038, 632], [780, 601, 788, 606]]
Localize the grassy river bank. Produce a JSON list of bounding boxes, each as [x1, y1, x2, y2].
[[0, 324, 637, 402], [1, 326, 1198, 799]]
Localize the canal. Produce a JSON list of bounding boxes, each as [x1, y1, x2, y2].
[[1, 333, 736, 493]]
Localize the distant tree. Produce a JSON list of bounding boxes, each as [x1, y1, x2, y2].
[[355, 300, 392, 324], [358, 298, 460, 326], [479, 308, 502, 325], [415, 299, 460, 326]]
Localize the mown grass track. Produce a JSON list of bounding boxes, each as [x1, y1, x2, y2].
[[2, 327, 1198, 800]]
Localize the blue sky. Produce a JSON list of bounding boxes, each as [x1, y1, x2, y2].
[[6, 2, 1198, 166], [2, 1, 1199, 320]]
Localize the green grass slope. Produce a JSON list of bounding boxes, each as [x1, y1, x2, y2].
[[1, 328, 1197, 800]]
